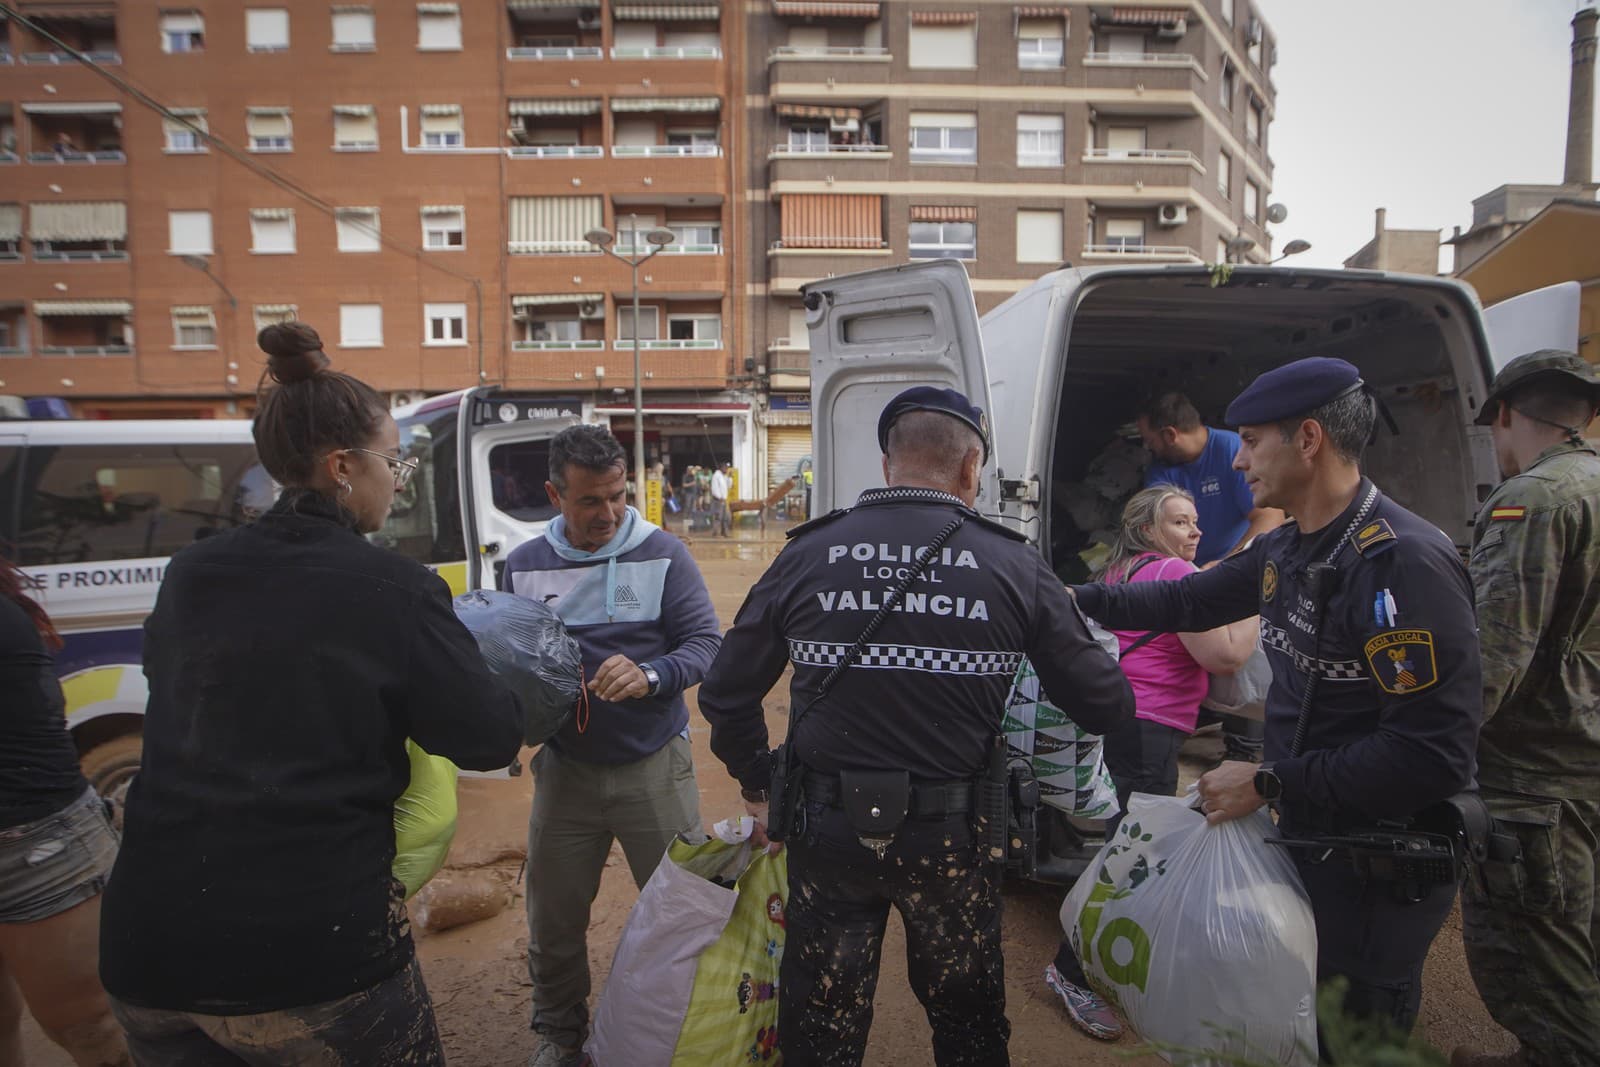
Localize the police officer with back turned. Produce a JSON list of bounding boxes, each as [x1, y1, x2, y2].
[[1071, 357, 1481, 1040], [699, 387, 1133, 1067]]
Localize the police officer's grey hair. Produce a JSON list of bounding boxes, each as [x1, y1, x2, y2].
[[548, 423, 627, 493], [1099, 483, 1195, 580], [885, 410, 984, 482], [1278, 389, 1374, 465]]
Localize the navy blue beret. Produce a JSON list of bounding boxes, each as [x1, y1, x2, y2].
[[1225, 357, 1365, 427], [878, 385, 990, 462]]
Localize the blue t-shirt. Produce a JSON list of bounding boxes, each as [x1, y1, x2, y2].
[[1145, 427, 1255, 566]]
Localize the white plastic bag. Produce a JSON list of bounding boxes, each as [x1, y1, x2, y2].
[[1003, 658, 1119, 819], [1203, 636, 1271, 717], [1061, 794, 1317, 1065]]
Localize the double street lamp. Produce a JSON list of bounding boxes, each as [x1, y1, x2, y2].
[[585, 214, 676, 512]]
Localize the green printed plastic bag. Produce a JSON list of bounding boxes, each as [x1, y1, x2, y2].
[[1004, 658, 1119, 818], [392, 739, 459, 899], [587, 822, 787, 1066]]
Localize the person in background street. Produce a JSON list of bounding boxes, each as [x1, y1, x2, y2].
[[710, 461, 732, 536], [1137, 391, 1284, 764], [501, 424, 721, 1067], [680, 465, 701, 529], [0, 555, 130, 1067], [1074, 358, 1481, 1044], [1453, 350, 1600, 1067], [1043, 484, 1256, 1041], [699, 387, 1133, 1067], [99, 322, 525, 1065]]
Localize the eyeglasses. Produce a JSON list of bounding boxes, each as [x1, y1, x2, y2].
[[344, 447, 419, 490]]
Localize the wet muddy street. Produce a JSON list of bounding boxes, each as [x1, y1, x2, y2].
[[21, 529, 1518, 1065]]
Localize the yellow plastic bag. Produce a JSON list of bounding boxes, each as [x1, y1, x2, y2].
[[392, 739, 459, 899]]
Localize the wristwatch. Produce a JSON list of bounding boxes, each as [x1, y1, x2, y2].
[[1253, 761, 1282, 802], [638, 662, 661, 696]]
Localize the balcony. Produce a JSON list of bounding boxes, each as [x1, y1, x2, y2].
[[507, 144, 606, 159], [1081, 243, 1201, 263], [767, 45, 888, 62], [1084, 51, 1203, 73], [1083, 147, 1201, 167], [0, 151, 17, 165], [27, 148, 125, 164], [512, 338, 606, 351], [39, 344, 132, 356], [611, 45, 720, 60], [32, 245, 129, 262], [0, 346, 26, 357], [21, 49, 120, 64], [613, 338, 720, 350], [507, 45, 603, 60], [769, 143, 887, 158], [610, 143, 721, 159], [769, 51, 892, 95]]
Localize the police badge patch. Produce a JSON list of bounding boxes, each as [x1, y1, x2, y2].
[[1363, 630, 1439, 695], [1261, 560, 1278, 603]]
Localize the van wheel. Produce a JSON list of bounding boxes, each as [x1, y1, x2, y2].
[[80, 735, 142, 831]]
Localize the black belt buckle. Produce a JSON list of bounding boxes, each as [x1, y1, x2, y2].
[[839, 769, 910, 860]]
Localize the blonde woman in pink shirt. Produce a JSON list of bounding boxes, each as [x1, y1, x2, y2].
[[1045, 483, 1257, 1041]]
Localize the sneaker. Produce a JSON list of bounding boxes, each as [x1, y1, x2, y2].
[[1044, 963, 1123, 1041], [529, 1039, 586, 1067]]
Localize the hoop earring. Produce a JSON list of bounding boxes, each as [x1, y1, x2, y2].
[[338, 479, 353, 499]]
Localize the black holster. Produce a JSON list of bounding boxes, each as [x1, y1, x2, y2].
[[767, 744, 799, 844], [975, 735, 1040, 873]]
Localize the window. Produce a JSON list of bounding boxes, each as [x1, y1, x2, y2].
[[1105, 127, 1146, 157], [908, 21, 976, 69], [1247, 14, 1262, 67], [1016, 17, 1063, 69], [172, 306, 217, 348], [1248, 99, 1264, 144], [333, 106, 378, 150], [1243, 180, 1259, 222], [486, 440, 559, 522], [909, 112, 976, 163], [1104, 218, 1145, 250], [1221, 0, 1234, 25], [247, 109, 293, 152], [787, 123, 828, 152], [336, 207, 380, 252], [1220, 63, 1235, 111], [786, 25, 827, 50], [420, 106, 463, 148], [253, 304, 298, 330], [250, 209, 296, 253], [160, 11, 204, 53], [667, 315, 721, 343], [666, 128, 719, 153], [163, 110, 207, 152], [422, 206, 464, 249], [1104, 31, 1144, 56], [246, 8, 290, 51], [1217, 151, 1232, 198], [417, 4, 462, 51], [167, 210, 213, 254], [617, 306, 659, 341], [668, 221, 720, 252], [1016, 209, 1063, 264], [523, 316, 580, 343], [507, 195, 601, 254], [332, 5, 376, 51], [1016, 114, 1063, 167], [424, 303, 466, 346], [908, 219, 976, 260], [340, 303, 383, 347]]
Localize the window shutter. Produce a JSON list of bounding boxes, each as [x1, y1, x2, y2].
[[1015, 209, 1062, 263], [247, 8, 290, 48], [908, 23, 976, 68], [332, 8, 375, 47], [507, 196, 603, 252], [340, 304, 384, 346], [247, 110, 292, 138], [168, 210, 213, 253]]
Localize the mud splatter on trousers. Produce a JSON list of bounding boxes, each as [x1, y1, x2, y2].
[[778, 803, 1008, 1067]]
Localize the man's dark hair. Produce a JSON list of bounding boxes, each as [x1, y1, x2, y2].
[[1139, 391, 1202, 434], [1278, 389, 1375, 465], [548, 424, 626, 492], [1503, 377, 1600, 431]]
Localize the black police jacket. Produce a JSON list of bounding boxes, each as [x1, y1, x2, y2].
[[1074, 478, 1481, 831], [699, 486, 1134, 790]]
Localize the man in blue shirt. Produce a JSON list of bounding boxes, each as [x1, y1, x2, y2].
[[1138, 391, 1283, 761]]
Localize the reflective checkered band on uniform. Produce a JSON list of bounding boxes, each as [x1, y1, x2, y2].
[[1260, 622, 1367, 682], [789, 640, 1023, 676], [856, 487, 968, 508]]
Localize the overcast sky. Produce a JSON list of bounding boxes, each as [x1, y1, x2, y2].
[[1254, 0, 1595, 270]]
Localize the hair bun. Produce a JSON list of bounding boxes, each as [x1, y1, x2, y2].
[[258, 321, 331, 384]]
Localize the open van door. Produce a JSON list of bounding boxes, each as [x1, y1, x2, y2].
[[1482, 281, 1581, 372], [457, 387, 583, 591], [804, 260, 998, 513]]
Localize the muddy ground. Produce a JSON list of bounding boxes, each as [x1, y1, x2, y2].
[[21, 532, 1518, 1066]]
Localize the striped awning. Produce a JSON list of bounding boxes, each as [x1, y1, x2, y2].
[[0, 205, 20, 242], [247, 106, 291, 115], [336, 206, 379, 215], [21, 101, 122, 115], [170, 305, 213, 316], [910, 204, 976, 222], [29, 201, 127, 241], [416, 3, 459, 12], [776, 103, 862, 121], [254, 303, 296, 314], [510, 98, 601, 116], [167, 106, 206, 117], [35, 300, 132, 316], [1014, 5, 1068, 17], [614, 3, 719, 18], [421, 204, 464, 214], [512, 292, 603, 307], [780, 194, 882, 249], [333, 104, 375, 117], [251, 207, 295, 220], [771, 0, 879, 16], [1108, 6, 1186, 24], [330, 4, 370, 11], [420, 104, 461, 116], [508, 0, 599, 8], [611, 96, 721, 113], [910, 10, 977, 23], [508, 195, 603, 252]]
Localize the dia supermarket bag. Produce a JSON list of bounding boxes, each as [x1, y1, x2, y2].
[[587, 822, 788, 1066], [1061, 794, 1317, 1065], [1003, 658, 1119, 819]]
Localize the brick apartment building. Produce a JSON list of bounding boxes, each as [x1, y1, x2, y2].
[[0, 0, 1275, 496]]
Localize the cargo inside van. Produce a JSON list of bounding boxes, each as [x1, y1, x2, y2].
[[981, 269, 1501, 581]]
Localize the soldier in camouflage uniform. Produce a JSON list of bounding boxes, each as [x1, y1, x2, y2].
[[1455, 350, 1600, 1067]]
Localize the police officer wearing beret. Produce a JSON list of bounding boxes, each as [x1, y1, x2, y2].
[[1454, 350, 1600, 1067], [699, 387, 1133, 1067], [1072, 357, 1482, 1040]]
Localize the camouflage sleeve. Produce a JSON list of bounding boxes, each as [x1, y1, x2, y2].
[[1470, 483, 1565, 721]]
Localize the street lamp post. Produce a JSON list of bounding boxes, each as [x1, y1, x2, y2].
[[586, 214, 675, 512], [180, 254, 241, 393], [1271, 239, 1313, 264]]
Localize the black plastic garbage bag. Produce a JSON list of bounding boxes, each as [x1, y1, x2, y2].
[[453, 590, 583, 745]]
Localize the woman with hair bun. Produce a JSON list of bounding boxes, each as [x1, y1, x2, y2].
[[98, 322, 524, 1065]]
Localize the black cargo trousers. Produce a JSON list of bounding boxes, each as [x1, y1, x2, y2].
[[778, 800, 1009, 1067]]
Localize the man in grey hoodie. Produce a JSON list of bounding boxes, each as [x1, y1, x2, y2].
[[502, 424, 722, 1067]]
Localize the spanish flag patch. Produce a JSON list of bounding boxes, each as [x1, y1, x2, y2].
[[1490, 505, 1527, 522]]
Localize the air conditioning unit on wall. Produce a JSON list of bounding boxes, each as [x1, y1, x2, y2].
[[578, 301, 604, 319], [576, 14, 601, 29], [1158, 203, 1188, 227], [1155, 18, 1186, 38]]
